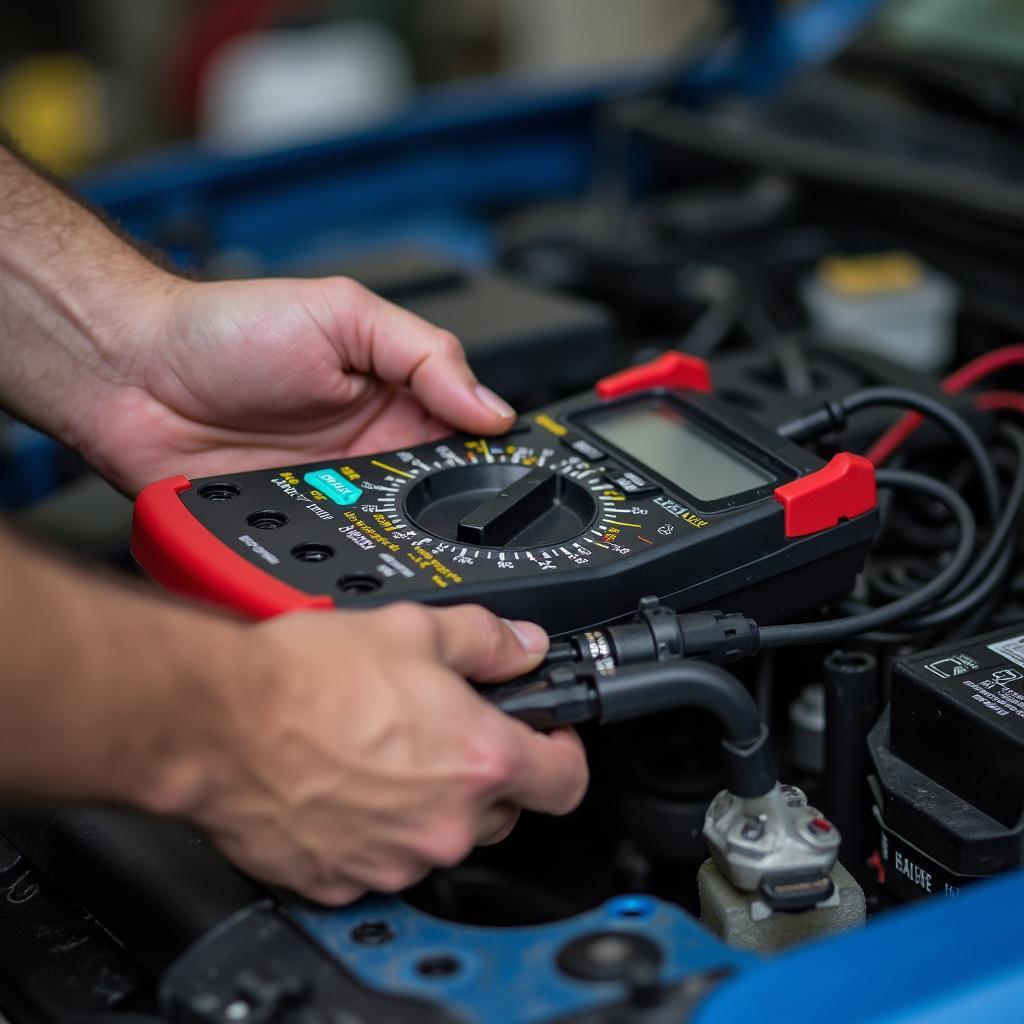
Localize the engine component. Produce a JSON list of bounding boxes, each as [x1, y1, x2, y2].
[[869, 625, 1024, 902], [699, 783, 863, 953], [822, 649, 880, 873], [702, 783, 840, 901], [289, 893, 750, 1024], [789, 684, 826, 775], [0, 834, 147, 1020], [696, 859, 865, 954], [801, 251, 959, 373]]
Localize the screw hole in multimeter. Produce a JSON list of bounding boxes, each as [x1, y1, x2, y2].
[[246, 510, 289, 530], [337, 575, 383, 595], [291, 543, 335, 563], [198, 482, 241, 501]]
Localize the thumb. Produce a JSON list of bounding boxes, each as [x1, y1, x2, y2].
[[327, 277, 517, 434]]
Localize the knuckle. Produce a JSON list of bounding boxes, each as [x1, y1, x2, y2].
[[380, 602, 437, 646], [432, 328, 464, 360], [327, 275, 368, 307], [461, 730, 515, 794], [418, 822, 474, 868]]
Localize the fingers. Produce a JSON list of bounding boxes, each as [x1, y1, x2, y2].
[[231, 602, 580, 911], [381, 604, 583, 811], [499, 726, 589, 817], [385, 602, 549, 681], [304, 804, 517, 903], [268, 800, 521, 905], [475, 801, 521, 846], [326, 277, 517, 434], [433, 605, 550, 681]]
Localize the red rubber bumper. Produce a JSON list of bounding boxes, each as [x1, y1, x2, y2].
[[131, 475, 333, 619]]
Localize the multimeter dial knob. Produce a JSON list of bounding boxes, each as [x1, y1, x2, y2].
[[405, 464, 597, 548]]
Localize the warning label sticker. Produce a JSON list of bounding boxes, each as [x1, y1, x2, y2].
[[958, 663, 1024, 720], [988, 634, 1024, 669]]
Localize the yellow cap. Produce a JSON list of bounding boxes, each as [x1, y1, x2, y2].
[[818, 252, 924, 297], [0, 54, 107, 174]]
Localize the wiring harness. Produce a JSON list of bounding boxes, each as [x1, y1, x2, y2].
[[492, 349, 1024, 751]]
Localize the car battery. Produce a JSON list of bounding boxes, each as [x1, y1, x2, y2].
[[868, 626, 1024, 901]]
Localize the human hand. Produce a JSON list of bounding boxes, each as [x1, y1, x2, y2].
[[168, 603, 587, 905], [78, 275, 517, 494]]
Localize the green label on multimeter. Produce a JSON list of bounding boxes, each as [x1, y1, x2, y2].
[[303, 469, 363, 506]]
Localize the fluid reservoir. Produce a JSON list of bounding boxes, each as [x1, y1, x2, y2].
[[801, 252, 958, 373]]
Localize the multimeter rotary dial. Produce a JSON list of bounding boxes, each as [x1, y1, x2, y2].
[[405, 464, 597, 548]]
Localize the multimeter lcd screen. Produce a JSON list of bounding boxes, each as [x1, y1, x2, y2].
[[585, 401, 776, 500]]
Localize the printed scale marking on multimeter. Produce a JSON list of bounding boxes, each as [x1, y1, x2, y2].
[[132, 353, 878, 635]]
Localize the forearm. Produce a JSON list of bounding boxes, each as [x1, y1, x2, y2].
[[0, 525, 243, 812], [0, 145, 175, 455]]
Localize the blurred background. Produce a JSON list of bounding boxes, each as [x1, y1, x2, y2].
[[2, 0, 1023, 175], [7, 0, 1024, 537], [8, 6, 1024, 991], [0, 0, 718, 172]]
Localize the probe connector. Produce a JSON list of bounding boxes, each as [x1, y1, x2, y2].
[[544, 597, 761, 677]]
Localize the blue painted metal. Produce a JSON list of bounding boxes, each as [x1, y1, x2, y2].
[[292, 892, 753, 1024], [685, 0, 883, 96], [82, 87, 602, 272], [292, 868, 1024, 1023], [694, 868, 1024, 1024], [76, 0, 881, 276]]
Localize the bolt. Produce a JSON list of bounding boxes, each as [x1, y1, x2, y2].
[[417, 955, 461, 978], [351, 919, 395, 946]]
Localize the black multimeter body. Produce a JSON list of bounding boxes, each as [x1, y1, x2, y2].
[[132, 355, 878, 636]]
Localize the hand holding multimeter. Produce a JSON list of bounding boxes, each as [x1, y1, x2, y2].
[[132, 350, 874, 902], [0, 146, 596, 912], [132, 351, 878, 636], [132, 344, 878, 799]]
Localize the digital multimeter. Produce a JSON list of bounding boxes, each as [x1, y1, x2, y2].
[[132, 353, 878, 636]]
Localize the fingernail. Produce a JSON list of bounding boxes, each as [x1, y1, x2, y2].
[[475, 384, 515, 420], [504, 619, 549, 655]]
